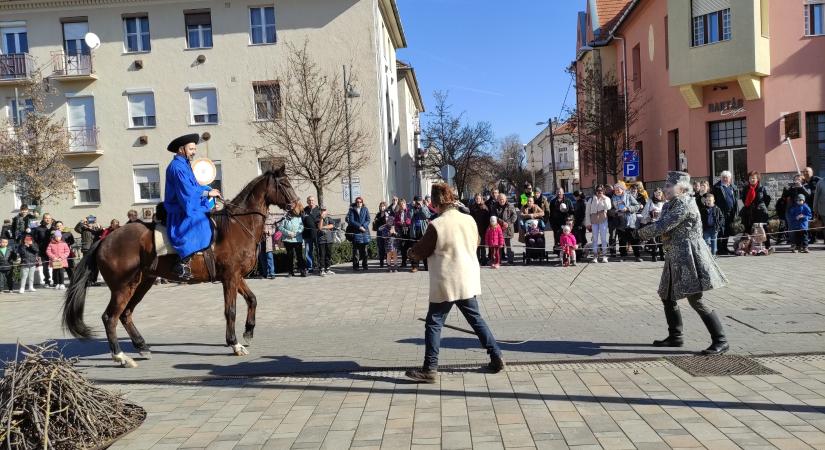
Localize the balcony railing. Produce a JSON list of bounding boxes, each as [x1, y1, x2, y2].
[[67, 126, 100, 153], [0, 53, 35, 81], [51, 52, 95, 79], [552, 161, 576, 171]]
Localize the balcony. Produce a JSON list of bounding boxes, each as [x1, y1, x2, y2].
[[65, 127, 102, 156], [0, 53, 35, 84], [51, 53, 97, 81], [552, 161, 576, 171]]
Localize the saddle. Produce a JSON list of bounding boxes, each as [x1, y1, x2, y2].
[[151, 204, 219, 282]]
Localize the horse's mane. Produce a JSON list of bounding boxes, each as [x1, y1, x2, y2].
[[212, 172, 272, 241]]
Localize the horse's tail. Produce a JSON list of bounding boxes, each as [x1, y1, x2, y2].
[[62, 240, 101, 340]]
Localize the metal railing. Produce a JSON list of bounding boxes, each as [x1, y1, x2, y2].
[[553, 161, 576, 170], [67, 126, 100, 152], [0, 53, 35, 80], [52, 52, 94, 77]]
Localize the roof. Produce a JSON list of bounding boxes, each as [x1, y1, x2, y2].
[[379, 0, 408, 49], [554, 121, 575, 135], [591, 0, 633, 41], [396, 60, 425, 112]]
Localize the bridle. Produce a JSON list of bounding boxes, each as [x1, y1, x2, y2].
[[214, 173, 297, 241]]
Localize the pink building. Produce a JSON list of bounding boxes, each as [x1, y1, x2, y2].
[[576, 0, 825, 190]]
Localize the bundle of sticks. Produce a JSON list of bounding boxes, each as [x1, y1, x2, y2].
[[1, 343, 145, 449]]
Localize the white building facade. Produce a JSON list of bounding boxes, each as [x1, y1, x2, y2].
[[526, 122, 580, 193]]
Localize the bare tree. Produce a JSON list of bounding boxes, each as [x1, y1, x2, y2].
[[250, 42, 370, 205], [495, 134, 543, 193], [0, 73, 74, 207], [568, 65, 646, 185], [420, 91, 495, 199]]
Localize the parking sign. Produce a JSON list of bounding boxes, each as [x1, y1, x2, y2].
[[624, 162, 639, 178]]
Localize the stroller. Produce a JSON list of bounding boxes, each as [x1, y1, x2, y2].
[[522, 219, 548, 264]]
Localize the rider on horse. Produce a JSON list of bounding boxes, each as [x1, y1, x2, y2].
[[164, 134, 222, 280]]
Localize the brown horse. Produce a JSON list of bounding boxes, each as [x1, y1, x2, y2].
[[62, 167, 297, 368]]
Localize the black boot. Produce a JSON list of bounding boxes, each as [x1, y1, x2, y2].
[[653, 301, 684, 347], [699, 311, 729, 355], [174, 256, 193, 281]]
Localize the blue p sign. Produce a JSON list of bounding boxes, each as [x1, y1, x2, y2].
[[624, 162, 639, 178]]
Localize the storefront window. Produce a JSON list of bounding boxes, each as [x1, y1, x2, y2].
[[806, 112, 825, 178], [710, 119, 747, 186]]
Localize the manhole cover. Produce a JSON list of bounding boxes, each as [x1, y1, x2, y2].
[[666, 355, 779, 377]]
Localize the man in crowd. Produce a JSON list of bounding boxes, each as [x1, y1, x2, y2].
[[803, 167, 821, 243], [75, 215, 103, 286], [126, 209, 142, 224], [485, 188, 500, 210], [33, 213, 55, 287], [491, 193, 517, 264], [548, 187, 573, 249], [410, 195, 432, 272], [303, 196, 320, 273], [712, 170, 738, 255], [11, 204, 35, 244], [519, 182, 533, 207]]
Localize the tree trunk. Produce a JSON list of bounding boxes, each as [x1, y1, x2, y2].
[[316, 185, 325, 208]]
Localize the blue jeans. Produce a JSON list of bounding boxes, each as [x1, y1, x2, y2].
[[257, 242, 274, 277], [304, 240, 315, 271], [424, 297, 501, 370], [703, 230, 718, 255]]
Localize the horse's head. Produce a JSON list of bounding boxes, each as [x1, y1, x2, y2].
[[264, 165, 298, 210]]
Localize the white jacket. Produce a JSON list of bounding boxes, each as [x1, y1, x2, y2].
[[584, 196, 612, 227]]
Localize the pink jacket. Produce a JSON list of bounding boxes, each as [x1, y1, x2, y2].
[[559, 233, 577, 248], [46, 240, 70, 268], [485, 225, 504, 247]]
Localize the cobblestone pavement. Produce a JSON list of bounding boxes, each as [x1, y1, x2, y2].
[[108, 355, 825, 449]]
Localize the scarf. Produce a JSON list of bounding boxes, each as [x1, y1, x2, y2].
[[744, 183, 758, 207]]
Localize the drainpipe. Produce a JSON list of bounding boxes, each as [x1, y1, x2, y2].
[[612, 34, 630, 151]]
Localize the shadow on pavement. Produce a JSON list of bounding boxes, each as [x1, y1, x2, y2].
[[395, 338, 695, 356]]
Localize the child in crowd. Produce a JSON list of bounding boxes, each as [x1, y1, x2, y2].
[[46, 230, 70, 290], [735, 234, 752, 256], [701, 193, 724, 256], [0, 238, 14, 293], [787, 193, 813, 253], [17, 234, 38, 294], [379, 216, 400, 272], [485, 216, 504, 269], [750, 223, 770, 256], [559, 225, 578, 267]]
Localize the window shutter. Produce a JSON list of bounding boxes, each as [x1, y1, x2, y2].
[[74, 170, 99, 190], [185, 12, 211, 26], [129, 94, 149, 117], [134, 167, 159, 184], [692, 0, 731, 17], [805, 0, 825, 4], [190, 90, 213, 115], [63, 22, 88, 40]]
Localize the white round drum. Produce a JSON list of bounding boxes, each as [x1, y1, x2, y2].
[[191, 158, 217, 186]]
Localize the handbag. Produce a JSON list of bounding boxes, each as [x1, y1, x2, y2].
[[52, 260, 64, 269], [345, 224, 358, 242]]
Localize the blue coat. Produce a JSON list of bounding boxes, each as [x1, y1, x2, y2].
[[163, 155, 213, 258], [787, 203, 812, 231], [347, 206, 371, 244], [279, 215, 304, 243]]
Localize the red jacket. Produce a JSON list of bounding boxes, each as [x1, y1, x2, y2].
[[46, 240, 70, 268], [485, 225, 504, 247]]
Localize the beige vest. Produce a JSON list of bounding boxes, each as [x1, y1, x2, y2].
[[428, 208, 482, 303]]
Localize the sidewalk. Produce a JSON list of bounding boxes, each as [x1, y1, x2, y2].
[[110, 355, 825, 449]]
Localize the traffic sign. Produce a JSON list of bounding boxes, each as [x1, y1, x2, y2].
[[624, 162, 639, 178], [440, 165, 456, 181], [623, 150, 639, 163]]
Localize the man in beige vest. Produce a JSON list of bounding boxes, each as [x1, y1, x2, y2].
[[405, 183, 505, 383]]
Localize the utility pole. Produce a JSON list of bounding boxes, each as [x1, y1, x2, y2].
[[548, 117, 558, 190]]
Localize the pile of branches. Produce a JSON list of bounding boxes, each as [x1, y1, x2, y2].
[[1, 343, 146, 449]]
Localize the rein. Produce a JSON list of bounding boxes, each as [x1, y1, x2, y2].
[[215, 199, 267, 241]]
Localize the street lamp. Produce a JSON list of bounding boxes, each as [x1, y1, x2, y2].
[[536, 118, 558, 191], [342, 65, 360, 204]]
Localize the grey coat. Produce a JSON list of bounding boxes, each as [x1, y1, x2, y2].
[[637, 194, 728, 300]]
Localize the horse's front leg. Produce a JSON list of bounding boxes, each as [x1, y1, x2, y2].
[[222, 278, 248, 356], [238, 279, 257, 346]]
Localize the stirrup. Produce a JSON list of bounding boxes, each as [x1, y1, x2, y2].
[[174, 258, 193, 280]]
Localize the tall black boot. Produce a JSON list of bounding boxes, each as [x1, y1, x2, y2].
[[699, 311, 729, 355], [653, 301, 684, 347]]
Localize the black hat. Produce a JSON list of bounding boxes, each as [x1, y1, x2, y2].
[[413, 195, 422, 201], [167, 133, 200, 152]]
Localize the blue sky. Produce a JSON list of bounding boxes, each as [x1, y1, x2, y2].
[[396, 0, 584, 148]]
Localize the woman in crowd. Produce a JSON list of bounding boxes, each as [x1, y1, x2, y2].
[[317, 206, 336, 276], [572, 191, 588, 261], [640, 188, 666, 262], [394, 199, 412, 268], [347, 196, 371, 271], [373, 201, 390, 268], [740, 170, 772, 249], [585, 185, 612, 263], [280, 202, 307, 277], [469, 193, 491, 265], [102, 219, 120, 239]]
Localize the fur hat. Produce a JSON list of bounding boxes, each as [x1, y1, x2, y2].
[[665, 171, 691, 186]]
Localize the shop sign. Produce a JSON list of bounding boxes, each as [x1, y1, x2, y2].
[[709, 97, 746, 117]]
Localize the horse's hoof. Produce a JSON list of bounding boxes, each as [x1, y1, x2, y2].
[[231, 344, 249, 356], [139, 350, 152, 360], [243, 334, 253, 346], [113, 352, 139, 368]]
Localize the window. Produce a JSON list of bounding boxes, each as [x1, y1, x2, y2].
[[249, 6, 276, 44], [253, 81, 281, 120], [664, 15, 669, 69], [710, 119, 748, 186], [188, 88, 218, 124], [185, 11, 212, 49], [211, 161, 223, 192], [258, 157, 284, 174], [9, 98, 34, 126], [668, 129, 680, 171], [806, 112, 825, 174], [805, 3, 825, 36], [73, 168, 101, 204], [632, 43, 641, 91], [692, 9, 731, 46], [123, 15, 150, 52], [133, 165, 161, 202], [710, 119, 746, 149], [63, 21, 90, 55], [127, 92, 156, 128], [1, 25, 28, 53]]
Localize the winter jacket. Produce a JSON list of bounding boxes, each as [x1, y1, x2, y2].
[[317, 216, 337, 244], [33, 224, 54, 257], [609, 192, 641, 230], [410, 204, 431, 239], [712, 181, 738, 219], [548, 196, 574, 226], [787, 203, 813, 231], [46, 240, 70, 268], [740, 183, 771, 225], [0, 247, 16, 272], [302, 206, 320, 241], [484, 225, 504, 247], [641, 199, 665, 224], [279, 214, 304, 244], [469, 203, 491, 238], [11, 213, 35, 242], [262, 213, 279, 252], [346, 206, 371, 244], [74, 221, 103, 251], [17, 242, 39, 266], [559, 233, 577, 249], [815, 178, 825, 218], [584, 195, 612, 227], [701, 205, 725, 234], [490, 201, 518, 239]]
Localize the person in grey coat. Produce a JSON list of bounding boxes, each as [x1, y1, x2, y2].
[[636, 171, 730, 355]]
